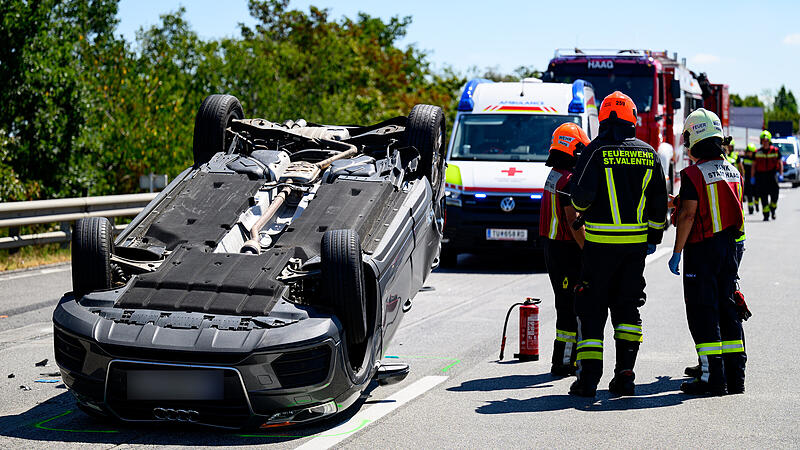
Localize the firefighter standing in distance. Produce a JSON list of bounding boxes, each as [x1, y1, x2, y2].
[[741, 144, 758, 214], [668, 108, 746, 395], [540, 123, 590, 377], [568, 91, 668, 397], [750, 130, 783, 221]]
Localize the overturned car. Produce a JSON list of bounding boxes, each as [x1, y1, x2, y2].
[[53, 94, 446, 428]]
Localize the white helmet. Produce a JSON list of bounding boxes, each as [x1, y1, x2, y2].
[[683, 108, 723, 149]]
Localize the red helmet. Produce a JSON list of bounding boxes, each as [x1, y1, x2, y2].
[[599, 91, 637, 125], [550, 122, 590, 157]]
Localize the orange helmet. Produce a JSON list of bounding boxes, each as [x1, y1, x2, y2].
[[550, 122, 590, 157], [599, 91, 637, 125]]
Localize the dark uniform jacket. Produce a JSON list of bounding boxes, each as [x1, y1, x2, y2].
[[571, 132, 668, 245]]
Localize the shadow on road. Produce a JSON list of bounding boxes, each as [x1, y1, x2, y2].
[[0, 382, 382, 446], [435, 253, 547, 275], [448, 373, 557, 392], [467, 374, 693, 414]]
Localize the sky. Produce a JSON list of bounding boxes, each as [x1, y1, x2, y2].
[[116, 0, 800, 100]]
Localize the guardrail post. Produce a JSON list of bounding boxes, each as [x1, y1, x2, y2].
[[8, 226, 19, 254], [60, 221, 71, 249]]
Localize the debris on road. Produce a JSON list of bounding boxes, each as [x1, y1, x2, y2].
[[39, 372, 60, 377], [34, 359, 48, 367], [19, 385, 31, 391], [34, 379, 59, 383], [0, 315, 8, 319], [7, 373, 14, 379]]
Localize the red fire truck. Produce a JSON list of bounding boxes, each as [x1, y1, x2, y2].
[[543, 49, 729, 193]]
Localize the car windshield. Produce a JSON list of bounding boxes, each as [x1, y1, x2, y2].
[[773, 142, 796, 157], [546, 64, 655, 112], [450, 114, 582, 162]]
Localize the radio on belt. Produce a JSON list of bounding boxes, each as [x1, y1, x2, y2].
[[499, 297, 541, 361]]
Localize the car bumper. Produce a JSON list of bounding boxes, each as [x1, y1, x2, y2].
[[53, 296, 364, 429], [443, 201, 542, 252]]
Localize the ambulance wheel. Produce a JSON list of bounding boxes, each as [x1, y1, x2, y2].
[[406, 104, 447, 199], [321, 229, 368, 347], [192, 94, 244, 166]]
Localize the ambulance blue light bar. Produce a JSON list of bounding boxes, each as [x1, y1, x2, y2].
[[568, 79, 591, 114], [458, 79, 494, 111]]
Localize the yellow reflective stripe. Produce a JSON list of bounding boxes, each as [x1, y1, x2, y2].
[[706, 183, 723, 233], [721, 340, 745, 353], [648, 220, 665, 229], [696, 342, 722, 356], [571, 199, 589, 212], [577, 339, 603, 349], [585, 233, 648, 244], [556, 329, 577, 343], [584, 222, 648, 232], [605, 168, 621, 224], [548, 192, 558, 239], [636, 168, 652, 223], [576, 351, 603, 360], [615, 324, 642, 334], [614, 332, 643, 342]]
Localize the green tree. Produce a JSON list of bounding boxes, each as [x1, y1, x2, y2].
[[765, 86, 799, 133], [730, 93, 765, 107]]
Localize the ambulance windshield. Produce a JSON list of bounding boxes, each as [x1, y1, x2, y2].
[[450, 114, 581, 162]]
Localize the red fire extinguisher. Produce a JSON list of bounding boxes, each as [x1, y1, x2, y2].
[[499, 297, 541, 361]]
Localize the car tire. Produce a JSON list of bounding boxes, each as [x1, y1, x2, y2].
[[321, 229, 368, 346], [72, 217, 114, 296], [406, 104, 447, 199], [192, 94, 244, 166]]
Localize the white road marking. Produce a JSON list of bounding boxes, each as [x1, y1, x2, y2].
[[646, 247, 672, 265], [0, 266, 69, 282], [294, 375, 448, 450]]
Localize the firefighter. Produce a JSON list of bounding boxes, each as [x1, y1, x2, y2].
[[741, 144, 758, 214], [750, 130, 783, 220], [540, 122, 590, 377], [724, 139, 743, 175], [668, 108, 745, 396], [568, 91, 668, 397]]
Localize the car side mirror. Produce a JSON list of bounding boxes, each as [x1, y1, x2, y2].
[[672, 100, 681, 110], [670, 80, 681, 99]]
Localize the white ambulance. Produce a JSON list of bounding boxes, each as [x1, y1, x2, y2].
[[441, 78, 599, 265]]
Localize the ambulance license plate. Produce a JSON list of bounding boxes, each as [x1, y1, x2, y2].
[[486, 229, 528, 241]]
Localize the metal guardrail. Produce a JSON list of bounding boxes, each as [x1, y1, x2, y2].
[[0, 193, 157, 249]]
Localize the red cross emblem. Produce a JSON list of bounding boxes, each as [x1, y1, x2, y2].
[[501, 167, 523, 176]]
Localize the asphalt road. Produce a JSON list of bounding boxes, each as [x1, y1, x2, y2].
[[1, 187, 798, 449]]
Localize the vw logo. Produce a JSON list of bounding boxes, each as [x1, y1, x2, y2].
[[500, 197, 516, 212]]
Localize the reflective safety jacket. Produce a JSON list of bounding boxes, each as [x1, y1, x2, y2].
[[754, 145, 780, 173], [571, 135, 668, 245], [740, 151, 754, 172], [539, 168, 575, 241], [682, 158, 744, 244]]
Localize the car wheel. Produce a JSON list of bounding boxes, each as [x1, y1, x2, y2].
[[192, 94, 244, 166], [438, 247, 458, 268], [71, 217, 114, 296], [406, 104, 447, 199], [321, 229, 368, 346]]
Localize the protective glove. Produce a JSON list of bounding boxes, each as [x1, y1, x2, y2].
[[750, 177, 756, 185], [647, 243, 657, 255], [734, 290, 752, 321], [778, 174, 785, 182], [668, 252, 681, 275]]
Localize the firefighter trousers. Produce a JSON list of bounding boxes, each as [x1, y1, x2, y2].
[[574, 242, 646, 387], [743, 175, 757, 211], [683, 230, 746, 391], [543, 239, 581, 369], [756, 172, 779, 217]]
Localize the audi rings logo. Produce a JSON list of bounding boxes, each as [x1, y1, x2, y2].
[[153, 407, 199, 422], [500, 197, 516, 212]]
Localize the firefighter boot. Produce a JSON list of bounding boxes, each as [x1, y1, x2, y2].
[[724, 353, 746, 394], [551, 339, 576, 377], [755, 201, 759, 212], [685, 364, 702, 379], [570, 360, 601, 397], [680, 379, 728, 396], [609, 340, 639, 396], [747, 202, 754, 214], [771, 203, 776, 219], [763, 212, 770, 221], [680, 355, 727, 395]]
